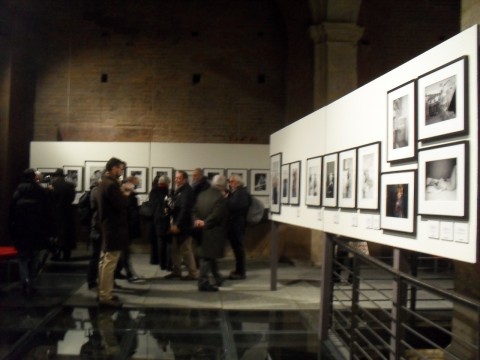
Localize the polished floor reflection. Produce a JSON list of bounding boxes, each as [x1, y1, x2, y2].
[[0, 253, 322, 359]]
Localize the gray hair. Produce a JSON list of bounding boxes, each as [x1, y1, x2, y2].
[[159, 175, 171, 185], [229, 174, 244, 187], [212, 174, 227, 189]]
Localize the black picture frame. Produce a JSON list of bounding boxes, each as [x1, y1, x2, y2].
[[270, 152, 282, 214]]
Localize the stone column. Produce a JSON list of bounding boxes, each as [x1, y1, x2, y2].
[[309, 22, 364, 109]]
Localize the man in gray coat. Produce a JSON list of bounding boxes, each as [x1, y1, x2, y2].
[[193, 175, 229, 292]]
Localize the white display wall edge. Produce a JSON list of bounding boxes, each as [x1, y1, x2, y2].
[[270, 25, 479, 263]]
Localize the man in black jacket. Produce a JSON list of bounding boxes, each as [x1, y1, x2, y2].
[[164, 170, 198, 280], [226, 174, 250, 280], [97, 157, 132, 307]]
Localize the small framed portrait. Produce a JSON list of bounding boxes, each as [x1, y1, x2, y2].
[[418, 141, 468, 218], [85, 161, 107, 188], [63, 165, 83, 192], [417, 56, 468, 142], [381, 171, 416, 234], [126, 167, 148, 193], [250, 169, 270, 196], [387, 80, 417, 162], [270, 152, 282, 214], [280, 163, 290, 205], [357, 142, 380, 210], [227, 168, 248, 187], [151, 167, 174, 190], [289, 161, 301, 206], [204, 168, 225, 181], [338, 148, 357, 209], [305, 156, 322, 207], [322, 152, 338, 208]]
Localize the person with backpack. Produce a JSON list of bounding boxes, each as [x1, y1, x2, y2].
[[226, 174, 250, 280]]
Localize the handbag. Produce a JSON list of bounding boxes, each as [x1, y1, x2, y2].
[[139, 200, 154, 219]]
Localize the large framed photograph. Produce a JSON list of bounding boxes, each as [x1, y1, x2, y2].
[[204, 168, 224, 181], [322, 153, 338, 208], [417, 56, 468, 142], [381, 171, 416, 234], [85, 161, 107, 188], [305, 156, 322, 207], [289, 161, 301, 206], [126, 166, 148, 193], [227, 168, 248, 187], [418, 141, 468, 218], [250, 169, 270, 196], [270, 152, 282, 214], [387, 80, 416, 162], [280, 163, 290, 205], [357, 142, 380, 210], [338, 149, 357, 208], [151, 167, 174, 190], [63, 165, 83, 192]]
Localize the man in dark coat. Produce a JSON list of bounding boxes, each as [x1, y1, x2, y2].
[[97, 157, 131, 307], [9, 168, 52, 296], [193, 175, 228, 291], [164, 170, 198, 280], [226, 174, 250, 280], [50, 168, 76, 261]]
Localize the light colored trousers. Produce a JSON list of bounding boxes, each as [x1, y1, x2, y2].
[[98, 250, 121, 301]]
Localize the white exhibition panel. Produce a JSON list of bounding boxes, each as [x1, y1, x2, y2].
[[30, 141, 269, 203], [270, 25, 478, 263]]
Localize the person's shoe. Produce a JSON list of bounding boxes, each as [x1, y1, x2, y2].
[[228, 272, 246, 280], [127, 276, 144, 283], [98, 297, 122, 308], [88, 282, 98, 290], [198, 284, 219, 292], [164, 273, 181, 280], [215, 277, 225, 287], [114, 273, 127, 280], [181, 274, 198, 281]]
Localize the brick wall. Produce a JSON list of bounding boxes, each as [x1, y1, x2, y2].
[[33, 1, 287, 144]]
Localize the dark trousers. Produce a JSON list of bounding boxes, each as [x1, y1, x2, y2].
[[198, 258, 222, 287], [157, 234, 172, 271], [229, 230, 246, 275], [87, 238, 102, 286], [115, 244, 135, 277]]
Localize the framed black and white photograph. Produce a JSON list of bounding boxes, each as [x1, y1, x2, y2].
[[305, 156, 322, 207], [387, 80, 416, 162], [126, 166, 148, 193], [338, 148, 357, 209], [250, 169, 270, 196], [418, 141, 468, 218], [289, 161, 301, 206], [227, 168, 248, 187], [85, 161, 107, 188], [204, 168, 224, 181], [418, 56, 468, 142], [322, 153, 338, 208], [280, 163, 290, 205], [151, 167, 174, 190], [63, 165, 83, 192], [270, 152, 282, 214], [381, 171, 416, 234], [357, 142, 380, 210]]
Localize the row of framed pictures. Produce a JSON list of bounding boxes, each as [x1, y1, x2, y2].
[[270, 140, 468, 234], [37, 162, 271, 196], [270, 142, 381, 213], [387, 55, 468, 163]]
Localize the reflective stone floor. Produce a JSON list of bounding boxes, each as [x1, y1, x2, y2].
[[0, 252, 322, 359]]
